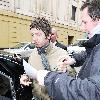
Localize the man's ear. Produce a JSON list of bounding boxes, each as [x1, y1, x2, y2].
[[47, 34, 51, 40]]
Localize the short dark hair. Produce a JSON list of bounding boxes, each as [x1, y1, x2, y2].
[[30, 17, 51, 37], [81, 0, 100, 21]]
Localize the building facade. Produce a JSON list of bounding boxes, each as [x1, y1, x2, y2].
[[0, 0, 85, 48]]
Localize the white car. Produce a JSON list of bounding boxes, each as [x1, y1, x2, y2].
[[67, 39, 88, 55], [4, 42, 35, 58]]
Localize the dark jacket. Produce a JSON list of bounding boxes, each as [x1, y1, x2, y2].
[[55, 41, 67, 51], [0, 96, 11, 100], [44, 34, 100, 100], [73, 34, 100, 66]]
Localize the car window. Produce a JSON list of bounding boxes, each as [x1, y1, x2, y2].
[[29, 43, 35, 49], [25, 43, 35, 49]]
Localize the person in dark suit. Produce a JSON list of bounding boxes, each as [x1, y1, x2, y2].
[[51, 27, 67, 51]]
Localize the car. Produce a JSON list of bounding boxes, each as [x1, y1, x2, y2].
[[0, 52, 33, 100], [67, 39, 88, 55], [3, 42, 35, 58]]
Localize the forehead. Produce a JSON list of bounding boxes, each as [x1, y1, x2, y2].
[[30, 28, 43, 35], [81, 7, 91, 20], [82, 7, 88, 14]]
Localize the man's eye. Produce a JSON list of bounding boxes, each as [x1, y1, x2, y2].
[[31, 33, 34, 36], [82, 21, 87, 24], [84, 22, 87, 24]]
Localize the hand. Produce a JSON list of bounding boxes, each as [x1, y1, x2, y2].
[[20, 74, 32, 86], [57, 61, 68, 72], [56, 56, 76, 72], [58, 56, 76, 65]]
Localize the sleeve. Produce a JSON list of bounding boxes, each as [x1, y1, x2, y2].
[[44, 72, 99, 100], [44, 47, 100, 100], [72, 51, 87, 67]]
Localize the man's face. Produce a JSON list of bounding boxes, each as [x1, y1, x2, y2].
[[30, 28, 50, 48], [81, 7, 99, 38]]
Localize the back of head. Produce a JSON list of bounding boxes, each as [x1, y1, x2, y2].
[[30, 17, 52, 38], [81, 0, 100, 21]]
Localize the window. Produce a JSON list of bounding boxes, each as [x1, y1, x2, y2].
[[15, 0, 20, 9], [0, 0, 10, 10], [71, 5, 76, 21], [42, 0, 48, 12], [28, 43, 35, 49], [29, 0, 37, 12]]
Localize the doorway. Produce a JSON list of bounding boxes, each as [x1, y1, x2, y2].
[[68, 36, 74, 45]]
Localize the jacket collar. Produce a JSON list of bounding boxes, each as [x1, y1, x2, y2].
[[37, 42, 53, 55], [83, 34, 100, 48]]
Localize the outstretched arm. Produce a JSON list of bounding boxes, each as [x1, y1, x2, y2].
[[44, 72, 99, 100]]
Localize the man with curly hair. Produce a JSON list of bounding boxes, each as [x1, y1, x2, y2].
[[28, 17, 76, 100]]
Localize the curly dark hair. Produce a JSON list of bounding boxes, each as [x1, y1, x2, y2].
[[30, 17, 51, 38], [81, 0, 100, 21]]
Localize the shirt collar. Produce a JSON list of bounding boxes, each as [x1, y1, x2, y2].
[[37, 43, 53, 55]]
